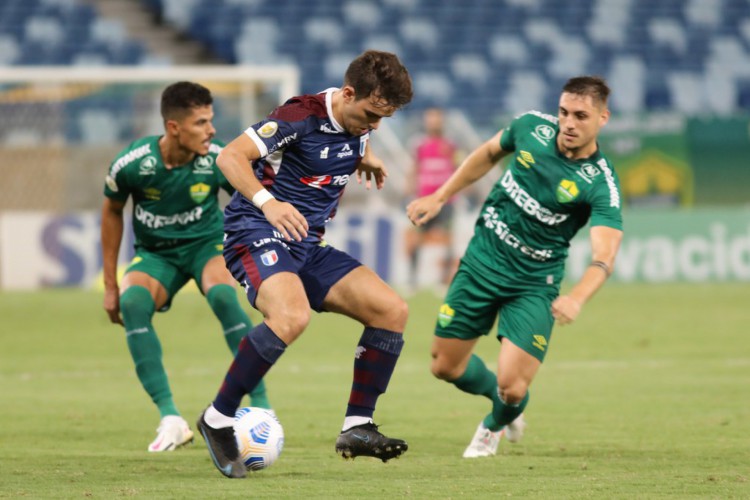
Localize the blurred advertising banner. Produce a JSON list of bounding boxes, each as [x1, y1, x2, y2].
[[2, 207, 749, 290]]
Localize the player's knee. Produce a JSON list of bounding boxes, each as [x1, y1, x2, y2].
[[119, 286, 155, 323], [430, 351, 460, 381], [269, 307, 310, 341], [498, 381, 527, 405], [377, 294, 408, 331]]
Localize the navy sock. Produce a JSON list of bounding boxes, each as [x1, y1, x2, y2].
[[346, 327, 404, 418], [213, 323, 286, 417]]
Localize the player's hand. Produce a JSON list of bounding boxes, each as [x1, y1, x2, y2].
[[356, 155, 388, 190], [407, 194, 443, 226], [551, 295, 582, 326], [262, 199, 309, 242], [103, 287, 123, 325]]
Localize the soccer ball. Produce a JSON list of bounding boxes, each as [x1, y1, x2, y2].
[[234, 407, 284, 471]]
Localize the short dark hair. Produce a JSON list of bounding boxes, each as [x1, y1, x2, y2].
[[344, 50, 413, 109], [160, 81, 213, 121], [562, 76, 610, 106]]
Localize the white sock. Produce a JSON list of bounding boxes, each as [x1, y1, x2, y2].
[[342, 416, 373, 432], [204, 404, 236, 429]]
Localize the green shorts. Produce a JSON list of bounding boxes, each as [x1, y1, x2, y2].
[[125, 234, 224, 311], [434, 261, 558, 362]]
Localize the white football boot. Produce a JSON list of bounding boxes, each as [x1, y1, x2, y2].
[[504, 413, 526, 443], [462, 421, 505, 458], [148, 415, 194, 452]]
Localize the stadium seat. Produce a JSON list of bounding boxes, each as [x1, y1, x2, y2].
[[0, 35, 21, 65]]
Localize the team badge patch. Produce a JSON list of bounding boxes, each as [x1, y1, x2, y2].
[[556, 179, 579, 203], [257, 121, 278, 138], [437, 303, 455, 328], [260, 249, 279, 266], [190, 182, 210, 203], [105, 175, 119, 192]]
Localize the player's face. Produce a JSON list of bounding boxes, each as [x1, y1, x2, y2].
[[341, 87, 396, 135], [557, 93, 609, 157], [171, 105, 216, 156]]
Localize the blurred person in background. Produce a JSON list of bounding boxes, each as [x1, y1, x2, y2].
[[195, 50, 413, 479], [408, 76, 623, 458], [404, 107, 459, 293], [101, 81, 271, 453]]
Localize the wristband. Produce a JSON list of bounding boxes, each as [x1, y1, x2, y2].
[[589, 260, 611, 277], [252, 189, 275, 209]]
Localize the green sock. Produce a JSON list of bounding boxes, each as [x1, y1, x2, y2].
[[206, 284, 271, 409], [120, 286, 179, 418], [451, 354, 497, 399], [484, 391, 529, 431]]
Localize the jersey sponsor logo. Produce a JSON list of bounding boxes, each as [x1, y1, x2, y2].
[[252, 231, 290, 250], [134, 205, 203, 229], [300, 174, 349, 189], [139, 156, 157, 175], [482, 207, 554, 261], [110, 143, 152, 178], [532, 335, 547, 351], [257, 121, 279, 138], [532, 124, 556, 145], [500, 170, 569, 225], [575, 162, 600, 184], [105, 175, 118, 192], [556, 179, 579, 203], [320, 146, 329, 159], [319, 123, 340, 134], [437, 303, 455, 328], [143, 187, 161, 200], [190, 182, 210, 203], [599, 159, 621, 208], [193, 155, 214, 173], [337, 143, 353, 158], [269, 133, 298, 154], [518, 150, 535, 169], [260, 249, 279, 266]]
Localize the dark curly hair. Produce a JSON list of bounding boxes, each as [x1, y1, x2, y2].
[[344, 50, 413, 109]]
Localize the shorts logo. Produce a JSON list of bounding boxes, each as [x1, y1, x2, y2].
[[437, 303, 455, 328], [190, 182, 210, 203], [260, 249, 279, 266], [257, 121, 278, 138], [532, 335, 547, 352], [556, 179, 579, 203]]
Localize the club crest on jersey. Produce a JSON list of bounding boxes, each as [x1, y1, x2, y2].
[[556, 179, 579, 203], [190, 182, 210, 203], [257, 121, 278, 138], [260, 249, 279, 266], [193, 155, 214, 173], [139, 156, 157, 175]]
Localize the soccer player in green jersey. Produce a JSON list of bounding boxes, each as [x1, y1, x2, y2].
[[101, 82, 271, 452], [407, 76, 623, 457]]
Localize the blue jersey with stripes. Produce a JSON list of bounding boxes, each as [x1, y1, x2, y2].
[[223, 88, 370, 242]]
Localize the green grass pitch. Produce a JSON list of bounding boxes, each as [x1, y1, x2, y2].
[[1, 284, 748, 498]]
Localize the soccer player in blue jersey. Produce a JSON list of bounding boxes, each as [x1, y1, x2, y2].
[[195, 50, 414, 478], [101, 82, 271, 453]]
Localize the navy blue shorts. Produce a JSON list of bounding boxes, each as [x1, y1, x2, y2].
[[223, 229, 362, 312]]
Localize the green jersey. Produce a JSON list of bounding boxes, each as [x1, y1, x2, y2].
[[103, 136, 232, 249], [463, 111, 623, 287]]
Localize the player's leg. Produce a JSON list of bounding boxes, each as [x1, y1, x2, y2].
[[119, 263, 193, 452], [199, 255, 270, 410], [313, 247, 408, 461], [197, 235, 308, 478]]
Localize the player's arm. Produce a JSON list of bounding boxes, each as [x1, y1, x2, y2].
[[552, 225, 623, 325], [217, 134, 308, 242], [101, 197, 126, 325], [407, 129, 509, 226], [356, 141, 388, 190]]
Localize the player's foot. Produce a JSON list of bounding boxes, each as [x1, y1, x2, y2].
[[463, 421, 504, 458], [196, 409, 246, 479], [147, 415, 194, 452], [335, 422, 408, 462], [505, 413, 526, 443]]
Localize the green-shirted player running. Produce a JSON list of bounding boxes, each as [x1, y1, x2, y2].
[[101, 82, 271, 452], [407, 76, 623, 457]]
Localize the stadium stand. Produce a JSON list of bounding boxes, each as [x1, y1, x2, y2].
[[4, 0, 750, 127]]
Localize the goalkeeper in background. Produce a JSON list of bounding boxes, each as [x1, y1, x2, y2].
[[101, 81, 271, 452], [407, 76, 623, 457]]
